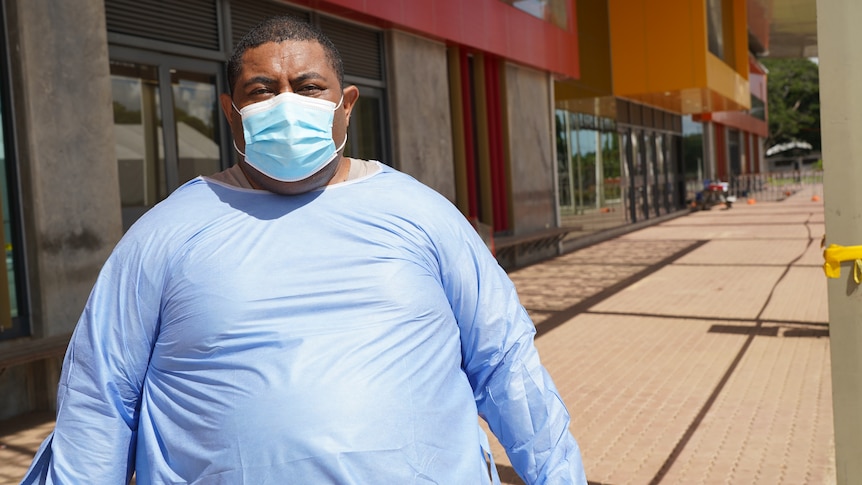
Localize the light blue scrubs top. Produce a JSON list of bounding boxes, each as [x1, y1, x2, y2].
[[22, 163, 586, 484]]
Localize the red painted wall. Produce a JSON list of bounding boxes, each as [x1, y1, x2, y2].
[[287, 0, 580, 79], [699, 112, 768, 138], [715, 125, 727, 180]]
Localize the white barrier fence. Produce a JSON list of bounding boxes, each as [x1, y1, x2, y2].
[[685, 170, 824, 206]]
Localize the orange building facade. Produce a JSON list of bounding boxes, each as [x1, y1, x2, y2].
[[552, 0, 769, 234]]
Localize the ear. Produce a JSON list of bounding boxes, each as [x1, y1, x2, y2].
[[341, 85, 360, 126]]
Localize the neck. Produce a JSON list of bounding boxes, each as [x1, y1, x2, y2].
[[237, 155, 351, 193], [238, 162, 262, 189], [331, 156, 352, 184]]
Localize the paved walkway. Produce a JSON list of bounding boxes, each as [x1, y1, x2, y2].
[[0, 187, 834, 484]]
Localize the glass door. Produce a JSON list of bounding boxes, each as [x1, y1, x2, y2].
[[644, 131, 658, 218], [655, 133, 670, 214], [109, 47, 228, 231]]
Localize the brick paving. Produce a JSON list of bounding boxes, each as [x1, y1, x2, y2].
[[0, 186, 834, 484], [490, 185, 835, 484]]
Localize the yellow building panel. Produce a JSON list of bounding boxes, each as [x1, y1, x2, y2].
[[730, 0, 749, 76], [642, 0, 708, 91], [608, 0, 749, 114], [706, 53, 750, 109], [608, 0, 649, 95]]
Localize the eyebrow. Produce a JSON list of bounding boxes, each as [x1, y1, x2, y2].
[[291, 72, 328, 84], [242, 76, 277, 90]]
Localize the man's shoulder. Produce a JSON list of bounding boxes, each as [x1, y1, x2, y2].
[[366, 164, 450, 202], [121, 178, 230, 243], [356, 165, 469, 235]]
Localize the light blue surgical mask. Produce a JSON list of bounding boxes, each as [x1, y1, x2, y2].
[[233, 92, 347, 182]]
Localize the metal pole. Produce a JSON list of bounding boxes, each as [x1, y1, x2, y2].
[[818, 1, 862, 483]]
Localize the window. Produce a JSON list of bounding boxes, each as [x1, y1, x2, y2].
[[343, 85, 387, 163], [750, 95, 766, 121], [501, 0, 569, 29], [0, 92, 21, 337], [706, 0, 725, 61], [555, 109, 624, 231], [682, 115, 704, 179], [0, 7, 26, 339]]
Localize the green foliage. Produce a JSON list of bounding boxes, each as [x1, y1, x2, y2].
[[682, 133, 703, 176], [112, 101, 141, 124], [761, 58, 821, 151]]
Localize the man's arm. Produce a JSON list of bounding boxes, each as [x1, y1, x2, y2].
[[21, 235, 164, 484], [439, 216, 587, 485]]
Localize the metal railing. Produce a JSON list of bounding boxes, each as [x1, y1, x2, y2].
[[685, 170, 824, 205]]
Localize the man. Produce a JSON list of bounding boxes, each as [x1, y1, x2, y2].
[[23, 16, 586, 484]]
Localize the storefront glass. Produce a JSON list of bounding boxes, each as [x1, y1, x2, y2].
[[682, 115, 705, 201], [555, 109, 625, 234]]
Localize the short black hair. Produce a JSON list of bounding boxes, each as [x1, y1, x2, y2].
[[227, 15, 344, 93]]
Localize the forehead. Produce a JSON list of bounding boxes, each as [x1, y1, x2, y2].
[[238, 40, 334, 79]]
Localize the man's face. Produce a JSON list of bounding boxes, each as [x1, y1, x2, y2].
[[220, 40, 359, 194]]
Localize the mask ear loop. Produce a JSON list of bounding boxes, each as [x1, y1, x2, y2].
[[232, 139, 246, 158], [333, 94, 347, 153], [335, 132, 348, 153], [230, 102, 247, 158]]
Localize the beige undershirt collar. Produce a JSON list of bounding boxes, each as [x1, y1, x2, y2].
[[207, 158, 379, 190]]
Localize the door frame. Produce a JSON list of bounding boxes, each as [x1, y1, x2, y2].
[[109, 45, 232, 193]]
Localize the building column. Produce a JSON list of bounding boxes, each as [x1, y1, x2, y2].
[[818, 1, 862, 484], [6, 0, 121, 337], [702, 122, 717, 180], [0, 0, 121, 418]]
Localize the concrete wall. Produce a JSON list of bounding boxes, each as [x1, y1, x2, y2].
[[0, 0, 121, 419], [505, 63, 557, 235], [385, 30, 456, 201]]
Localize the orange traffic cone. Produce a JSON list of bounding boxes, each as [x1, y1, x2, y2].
[[812, 195, 821, 202], [747, 198, 756, 205]]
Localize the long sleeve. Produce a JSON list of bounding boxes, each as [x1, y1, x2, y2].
[[21, 232, 166, 484], [439, 215, 587, 485]]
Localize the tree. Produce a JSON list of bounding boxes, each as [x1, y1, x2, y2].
[[761, 58, 821, 151]]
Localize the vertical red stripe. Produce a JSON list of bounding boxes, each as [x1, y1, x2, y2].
[[460, 50, 478, 220], [485, 56, 509, 232], [493, 60, 508, 231], [484, 56, 498, 230], [749, 135, 756, 173], [715, 125, 727, 180]]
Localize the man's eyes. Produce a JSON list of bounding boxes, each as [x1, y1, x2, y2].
[[296, 85, 323, 94], [248, 85, 322, 96]]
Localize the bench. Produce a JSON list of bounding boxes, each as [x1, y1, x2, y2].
[[0, 333, 71, 372], [494, 226, 576, 260]]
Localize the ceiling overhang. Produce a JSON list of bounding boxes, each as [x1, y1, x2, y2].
[[751, 0, 818, 58]]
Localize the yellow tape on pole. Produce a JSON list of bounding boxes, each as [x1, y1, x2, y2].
[[823, 244, 862, 279]]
